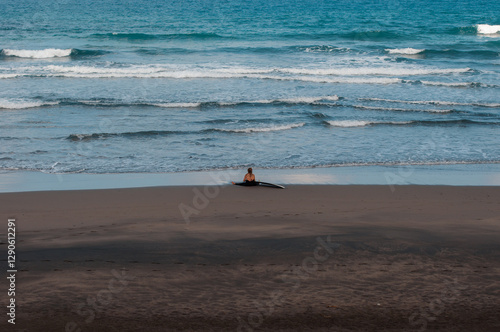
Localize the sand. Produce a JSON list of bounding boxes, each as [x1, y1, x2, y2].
[[0, 185, 499, 331]]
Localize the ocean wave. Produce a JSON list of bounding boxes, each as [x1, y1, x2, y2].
[[278, 67, 472, 76], [134, 45, 350, 56], [424, 49, 500, 59], [477, 24, 500, 35], [0, 48, 107, 59], [0, 74, 19, 79], [352, 105, 453, 113], [70, 49, 109, 58], [359, 98, 500, 108], [300, 160, 500, 169], [300, 45, 351, 53], [67, 130, 190, 141], [252, 96, 340, 104], [450, 24, 500, 36], [1, 48, 72, 58], [200, 118, 275, 125], [150, 102, 203, 108], [327, 119, 500, 128], [3, 160, 500, 175], [306, 112, 330, 119], [336, 119, 500, 127], [48, 96, 341, 109], [417, 119, 500, 126], [67, 123, 305, 141], [91, 32, 228, 41], [420, 80, 483, 88], [387, 47, 500, 61], [327, 120, 373, 127], [15, 65, 265, 79], [255, 75, 402, 85], [214, 96, 340, 106], [450, 26, 479, 35], [386, 48, 425, 55], [214, 123, 305, 133], [1, 64, 473, 80], [0, 99, 59, 109], [326, 120, 410, 127]]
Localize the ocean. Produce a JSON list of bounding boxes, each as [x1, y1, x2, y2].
[[1, 0, 499, 175]]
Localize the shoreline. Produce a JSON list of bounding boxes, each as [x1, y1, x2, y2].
[[0, 185, 499, 331], [1, 163, 500, 193]]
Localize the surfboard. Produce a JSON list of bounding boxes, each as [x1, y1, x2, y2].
[[233, 181, 285, 189], [257, 181, 285, 189]]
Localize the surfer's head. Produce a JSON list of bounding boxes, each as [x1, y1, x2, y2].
[[248, 167, 253, 174]]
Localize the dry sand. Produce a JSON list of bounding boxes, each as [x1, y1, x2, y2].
[[0, 185, 499, 331]]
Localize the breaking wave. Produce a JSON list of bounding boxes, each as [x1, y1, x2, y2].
[[326, 119, 500, 128], [67, 123, 306, 141], [352, 105, 453, 113], [0, 48, 107, 59], [326, 120, 411, 127], [359, 98, 500, 108], [386, 48, 425, 55], [214, 123, 305, 133], [0, 99, 59, 109], [477, 24, 500, 35]]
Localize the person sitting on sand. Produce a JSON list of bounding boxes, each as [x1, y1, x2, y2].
[[232, 168, 256, 185], [243, 168, 255, 182]]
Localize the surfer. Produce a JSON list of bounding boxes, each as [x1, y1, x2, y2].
[[231, 169, 284, 188], [232, 168, 256, 185]]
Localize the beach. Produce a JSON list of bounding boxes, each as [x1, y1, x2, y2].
[[2, 1, 500, 330], [1, 184, 499, 331]]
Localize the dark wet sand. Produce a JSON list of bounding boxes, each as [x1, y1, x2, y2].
[[0, 185, 499, 331]]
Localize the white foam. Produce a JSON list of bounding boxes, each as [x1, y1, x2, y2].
[[385, 48, 425, 55], [151, 102, 202, 108], [40, 65, 248, 79], [216, 95, 340, 106], [361, 97, 448, 105], [261, 75, 401, 85], [303, 46, 350, 53], [420, 81, 475, 87], [327, 120, 411, 127], [477, 24, 500, 34], [0, 99, 59, 109], [360, 98, 500, 108], [277, 96, 339, 103], [0, 74, 20, 79], [321, 95, 340, 101], [327, 120, 372, 127], [278, 67, 470, 76], [216, 68, 275, 75], [12, 64, 470, 80], [152, 96, 339, 108], [353, 105, 452, 113], [221, 122, 305, 133], [2, 48, 72, 58]]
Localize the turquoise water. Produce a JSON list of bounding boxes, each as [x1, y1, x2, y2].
[[1, 0, 499, 174]]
